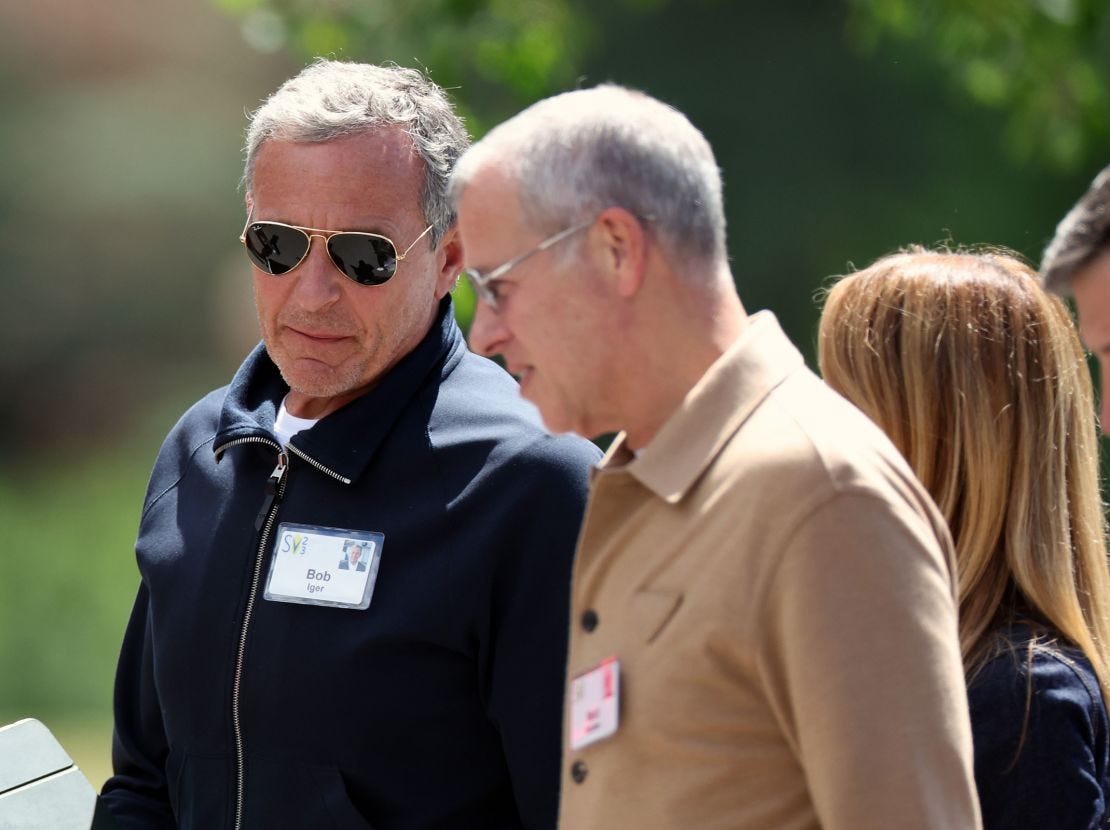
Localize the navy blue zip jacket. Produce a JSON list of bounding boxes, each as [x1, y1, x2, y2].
[[101, 299, 601, 829]]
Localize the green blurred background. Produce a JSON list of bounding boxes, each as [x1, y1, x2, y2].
[[1, 0, 1107, 791]]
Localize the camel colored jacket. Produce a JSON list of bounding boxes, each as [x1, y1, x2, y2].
[[558, 311, 981, 830]]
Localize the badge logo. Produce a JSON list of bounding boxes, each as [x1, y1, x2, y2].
[[280, 532, 309, 555]]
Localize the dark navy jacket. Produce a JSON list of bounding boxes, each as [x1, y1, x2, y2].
[[101, 300, 601, 829], [969, 625, 1110, 829]]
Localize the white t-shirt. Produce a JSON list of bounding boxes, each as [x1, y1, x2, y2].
[[274, 396, 319, 445]]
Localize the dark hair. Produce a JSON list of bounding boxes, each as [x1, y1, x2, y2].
[[1040, 163, 1110, 295]]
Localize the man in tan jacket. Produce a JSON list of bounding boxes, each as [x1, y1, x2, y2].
[[449, 84, 981, 830]]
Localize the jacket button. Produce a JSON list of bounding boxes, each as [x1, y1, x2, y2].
[[571, 760, 588, 784], [581, 609, 599, 632]]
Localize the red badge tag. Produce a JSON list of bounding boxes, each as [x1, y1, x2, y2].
[[568, 657, 620, 750]]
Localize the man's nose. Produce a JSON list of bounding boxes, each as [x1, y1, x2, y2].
[[289, 235, 344, 311], [467, 300, 509, 358]]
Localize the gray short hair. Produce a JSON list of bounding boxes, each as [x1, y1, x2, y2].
[[451, 84, 726, 269], [244, 59, 469, 247], [1040, 163, 1110, 295]]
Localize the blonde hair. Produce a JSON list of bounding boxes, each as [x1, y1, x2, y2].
[[818, 246, 1110, 699]]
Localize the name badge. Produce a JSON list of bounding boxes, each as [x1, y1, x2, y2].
[[568, 657, 620, 750], [263, 522, 383, 610]]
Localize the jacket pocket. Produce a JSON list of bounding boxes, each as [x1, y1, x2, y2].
[[166, 750, 231, 829], [632, 588, 683, 644], [307, 765, 376, 830], [242, 757, 375, 829]]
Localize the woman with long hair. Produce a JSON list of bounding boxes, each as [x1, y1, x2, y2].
[[818, 247, 1110, 828]]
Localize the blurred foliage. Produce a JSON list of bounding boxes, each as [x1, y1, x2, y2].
[[0, 437, 161, 790], [210, 0, 600, 135], [847, 0, 1110, 171], [213, 0, 1110, 174], [0, 445, 150, 719]]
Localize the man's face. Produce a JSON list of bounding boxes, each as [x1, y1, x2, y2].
[[458, 167, 618, 438], [1071, 247, 1110, 432], [349, 544, 363, 564], [248, 128, 458, 419]]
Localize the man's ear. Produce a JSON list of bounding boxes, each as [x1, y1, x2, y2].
[[245, 192, 254, 216], [594, 207, 649, 298], [434, 225, 464, 299]]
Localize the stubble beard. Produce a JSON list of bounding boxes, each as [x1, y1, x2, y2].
[[261, 308, 378, 402]]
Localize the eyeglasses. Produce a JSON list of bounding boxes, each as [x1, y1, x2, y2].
[[240, 208, 434, 286], [462, 218, 595, 310]]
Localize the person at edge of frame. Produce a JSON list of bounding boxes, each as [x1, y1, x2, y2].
[[1041, 162, 1110, 430]]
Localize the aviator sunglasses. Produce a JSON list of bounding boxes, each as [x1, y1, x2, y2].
[[240, 208, 434, 286]]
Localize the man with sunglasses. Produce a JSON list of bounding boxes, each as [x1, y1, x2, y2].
[[449, 86, 981, 829], [101, 60, 600, 830]]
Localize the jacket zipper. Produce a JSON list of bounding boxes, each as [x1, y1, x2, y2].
[[286, 442, 352, 485], [213, 435, 350, 830], [215, 436, 352, 486], [233, 445, 286, 830]]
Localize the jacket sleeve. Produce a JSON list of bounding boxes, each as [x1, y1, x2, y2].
[[482, 438, 597, 830], [99, 583, 177, 829], [757, 490, 982, 830], [970, 649, 1107, 829]]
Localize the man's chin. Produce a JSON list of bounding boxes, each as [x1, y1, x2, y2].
[[277, 362, 373, 416], [514, 374, 588, 438], [283, 373, 349, 402], [533, 402, 578, 438]]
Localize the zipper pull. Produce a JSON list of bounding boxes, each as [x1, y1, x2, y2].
[[254, 449, 288, 531]]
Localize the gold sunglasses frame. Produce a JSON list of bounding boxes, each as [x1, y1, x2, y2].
[[239, 207, 434, 285]]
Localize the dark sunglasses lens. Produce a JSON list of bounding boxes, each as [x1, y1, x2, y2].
[[243, 223, 310, 275], [327, 234, 398, 285]]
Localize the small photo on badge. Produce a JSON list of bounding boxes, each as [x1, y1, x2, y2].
[[339, 539, 371, 572]]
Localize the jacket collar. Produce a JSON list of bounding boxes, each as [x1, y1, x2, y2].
[[596, 311, 804, 503], [214, 297, 465, 483]]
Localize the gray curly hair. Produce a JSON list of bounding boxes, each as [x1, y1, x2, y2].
[[244, 59, 469, 247]]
